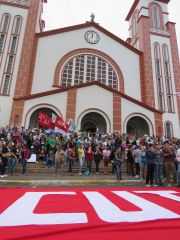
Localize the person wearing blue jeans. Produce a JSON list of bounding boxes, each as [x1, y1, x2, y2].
[[2, 141, 17, 176], [21, 145, 30, 174], [115, 146, 123, 183], [5, 157, 17, 175], [85, 147, 94, 175], [145, 145, 155, 186], [154, 144, 164, 186]]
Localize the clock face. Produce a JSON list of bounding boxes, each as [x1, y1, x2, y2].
[[84, 30, 100, 44]]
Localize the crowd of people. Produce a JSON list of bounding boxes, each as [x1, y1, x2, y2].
[[0, 125, 180, 187]]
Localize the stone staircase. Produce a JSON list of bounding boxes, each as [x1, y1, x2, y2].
[[15, 159, 128, 175]]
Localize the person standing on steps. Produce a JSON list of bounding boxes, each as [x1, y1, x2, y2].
[[85, 147, 94, 175], [94, 146, 103, 175], [115, 146, 123, 184], [77, 144, 85, 176], [21, 144, 30, 175], [102, 145, 110, 175], [54, 145, 65, 176], [68, 145, 75, 176]]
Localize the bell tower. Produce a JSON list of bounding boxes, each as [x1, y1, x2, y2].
[[0, 0, 47, 125], [126, 0, 180, 137]]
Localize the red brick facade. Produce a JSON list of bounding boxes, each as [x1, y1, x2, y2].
[[9, 100, 25, 126], [113, 93, 121, 132], [154, 112, 163, 136], [138, 16, 155, 108], [66, 89, 77, 122]]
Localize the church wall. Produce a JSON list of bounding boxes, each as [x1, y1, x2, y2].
[[31, 27, 141, 101], [162, 112, 180, 137], [22, 92, 67, 129], [0, 97, 13, 127], [75, 85, 113, 132], [121, 98, 155, 136], [0, 4, 28, 126]]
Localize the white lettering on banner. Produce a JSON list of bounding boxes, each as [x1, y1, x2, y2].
[[58, 121, 65, 127], [134, 191, 180, 202], [83, 191, 180, 223], [0, 190, 180, 226], [0, 192, 88, 226]]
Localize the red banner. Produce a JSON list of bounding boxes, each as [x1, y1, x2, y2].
[[54, 115, 69, 132], [0, 188, 180, 240], [38, 112, 53, 129]]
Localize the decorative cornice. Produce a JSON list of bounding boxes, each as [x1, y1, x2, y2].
[[150, 30, 170, 38], [13, 81, 162, 114]]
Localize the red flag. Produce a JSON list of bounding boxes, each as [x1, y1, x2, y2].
[[38, 112, 53, 129], [54, 115, 69, 132]]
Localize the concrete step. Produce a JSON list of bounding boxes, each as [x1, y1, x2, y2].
[[14, 161, 128, 174]]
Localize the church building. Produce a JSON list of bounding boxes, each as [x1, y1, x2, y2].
[[0, 0, 180, 137]]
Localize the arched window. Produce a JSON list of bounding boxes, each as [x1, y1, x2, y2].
[[1, 15, 22, 95], [162, 44, 174, 113], [12, 16, 22, 35], [149, 3, 164, 30], [0, 14, 10, 53], [152, 6, 160, 29], [0, 14, 11, 90], [61, 54, 118, 90], [165, 121, 173, 138], [154, 42, 164, 111], [0, 14, 10, 33]]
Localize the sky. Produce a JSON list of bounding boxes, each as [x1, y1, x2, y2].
[[43, 0, 180, 51]]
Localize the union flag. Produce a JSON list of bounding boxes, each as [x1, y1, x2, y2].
[[38, 112, 53, 129], [54, 115, 70, 132]]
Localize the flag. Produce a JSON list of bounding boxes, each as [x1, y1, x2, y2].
[[68, 119, 77, 132], [1, 188, 180, 240], [174, 92, 180, 96], [54, 115, 70, 132], [96, 127, 99, 136], [38, 112, 53, 129], [52, 113, 57, 123]]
